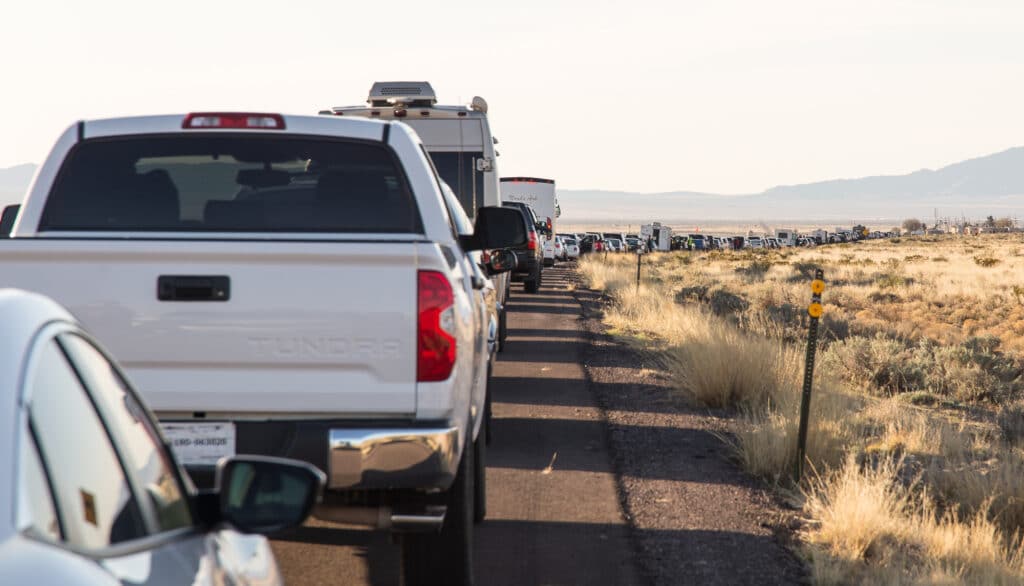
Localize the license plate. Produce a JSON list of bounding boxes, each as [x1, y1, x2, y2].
[[161, 422, 236, 466]]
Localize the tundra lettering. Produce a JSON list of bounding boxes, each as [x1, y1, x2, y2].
[[247, 336, 401, 360]]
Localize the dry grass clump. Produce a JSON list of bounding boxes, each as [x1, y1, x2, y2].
[[731, 384, 861, 484], [577, 235, 1024, 583], [804, 455, 1024, 585], [996, 400, 1024, 445], [663, 313, 798, 410]]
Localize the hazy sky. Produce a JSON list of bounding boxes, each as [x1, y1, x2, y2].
[[2, 0, 1022, 194]]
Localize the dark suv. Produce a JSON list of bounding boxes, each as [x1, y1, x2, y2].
[[502, 201, 544, 293], [580, 232, 604, 254]]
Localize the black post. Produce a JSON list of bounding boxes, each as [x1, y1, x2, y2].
[[795, 269, 825, 482]]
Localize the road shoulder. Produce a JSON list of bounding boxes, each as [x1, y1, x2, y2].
[[574, 285, 809, 585]]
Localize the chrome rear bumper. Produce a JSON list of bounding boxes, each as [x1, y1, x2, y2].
[[328, 426, 459, 490]]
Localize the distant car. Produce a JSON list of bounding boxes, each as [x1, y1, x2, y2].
[[553, 237, 566, 262], [582, 232, 605, 254], [0, 289, 325, 585], [542, 235, 558, 267], [624, 237, 641, 252], [687, 235, 707, 250], [606, 238, 624, 252], [578, 234, 594, 253], [747, 237, 764, 249], [557, 237, 570, 261], [602, 232, 626, 246], [563, 237, 580, 259]]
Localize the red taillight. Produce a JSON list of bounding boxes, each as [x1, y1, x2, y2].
[[527, 231, 538, 250], [182, 113, 285, 130], [418, 271, 456, 382]]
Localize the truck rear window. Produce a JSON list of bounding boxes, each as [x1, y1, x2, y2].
[[41, 135, 422, 233]]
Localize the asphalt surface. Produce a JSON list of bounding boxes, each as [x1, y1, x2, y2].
[[271, 263, 642, 585]]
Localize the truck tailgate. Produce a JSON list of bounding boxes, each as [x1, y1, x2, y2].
[[0, 239, 418, 416]]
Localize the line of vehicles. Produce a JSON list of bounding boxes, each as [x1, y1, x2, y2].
[[572, 223, 899, 254], [0, 82, 565, 585]]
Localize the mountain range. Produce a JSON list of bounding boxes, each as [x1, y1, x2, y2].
[[558, 147, 1024, 223], [2, 147, 1024, 222]]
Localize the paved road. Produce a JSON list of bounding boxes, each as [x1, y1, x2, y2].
[[271, 263, 641, 585]]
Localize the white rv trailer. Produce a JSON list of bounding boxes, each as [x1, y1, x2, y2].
[[325, 81, 500, 219], [640, 222, 672, 251], [500, 177, 559, 263], [500, 177, 558, 232], [775, 229, 797, 246]]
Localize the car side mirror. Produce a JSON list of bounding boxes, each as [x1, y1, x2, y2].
[[0, 204, 20, 238], [469, 207, 527, 250], [486, 249, 517, 275], [216, 455, 325, 534]]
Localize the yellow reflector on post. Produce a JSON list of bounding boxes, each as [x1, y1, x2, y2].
[[811, 279, 826, 295], [808, 302, 823, 318]]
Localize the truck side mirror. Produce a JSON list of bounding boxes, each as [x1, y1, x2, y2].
[[486, 249, 517, 275], [469, 207, 527, 250]]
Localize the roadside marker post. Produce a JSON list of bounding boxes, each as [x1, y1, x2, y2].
[[795, 269, 825, 482]]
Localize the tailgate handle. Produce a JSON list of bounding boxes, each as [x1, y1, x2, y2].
[[157, 275, 230, 302]]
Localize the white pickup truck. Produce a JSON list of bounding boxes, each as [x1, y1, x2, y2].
[[0, 112, 525, 585]]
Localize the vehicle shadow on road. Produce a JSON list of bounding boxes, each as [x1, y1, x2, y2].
[[493, 375, 686, 416], [476, 520, 800, 586], [488, 416, 738, 484], [273, 525, 400, 585], [505, 327, 581, 339], [495, 339, 587, 363], [506, 303, 579, 316]]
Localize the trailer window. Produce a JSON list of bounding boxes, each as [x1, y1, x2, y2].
[[41, 135, 422, 233]]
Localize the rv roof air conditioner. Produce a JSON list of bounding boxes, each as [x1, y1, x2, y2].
[[367, 81, 438, 107]]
